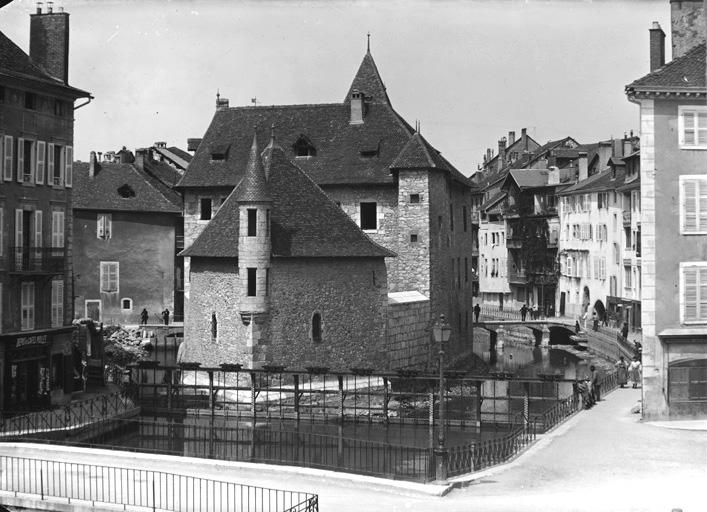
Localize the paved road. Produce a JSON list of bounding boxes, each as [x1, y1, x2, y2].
[[1, 388, 704, 512]]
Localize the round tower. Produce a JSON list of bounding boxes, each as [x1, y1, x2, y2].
[[236, 133, 272, 324]]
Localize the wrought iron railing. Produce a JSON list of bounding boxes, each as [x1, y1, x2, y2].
[[8, 246, 65, 273], [0, 455, 318, 512], [0, 391, 137, 437]]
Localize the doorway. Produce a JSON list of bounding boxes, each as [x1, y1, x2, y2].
[[85, 300, 101, 321]]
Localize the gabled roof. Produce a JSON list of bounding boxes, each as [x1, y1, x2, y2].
[[505, 169, 550, 190], [0, 31, 90, 98], [626, 43, 706, 95], [557, 167, 627, 196], [177, 51, 471, 190], [153, 145, 191, 170], [181, 145, 396, 259], [480, 191, 507, 211], [73, 161, 182, 213], [521, 137, 580, 168], [390, 132, 471, 187]]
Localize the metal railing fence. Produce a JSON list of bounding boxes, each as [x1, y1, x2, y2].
[[0, 455, 318, 512], [0, 391, 137, 437]]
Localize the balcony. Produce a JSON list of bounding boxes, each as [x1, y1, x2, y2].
[[9, 247, 65, 274], [623, 211, 631, 226]]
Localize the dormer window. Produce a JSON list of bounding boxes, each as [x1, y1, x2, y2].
[[293, 135, 316, 157], [117, 184, 136, 198], [209, 143, 229, 161]]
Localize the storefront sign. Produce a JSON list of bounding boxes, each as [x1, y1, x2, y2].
[[15, 334, 49, 349]]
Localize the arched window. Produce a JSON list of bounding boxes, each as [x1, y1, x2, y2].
[[311, 312, 322, 343], [292, 135, 316, 157]]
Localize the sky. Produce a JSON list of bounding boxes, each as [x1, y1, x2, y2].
[[0, 0, 669, 176]]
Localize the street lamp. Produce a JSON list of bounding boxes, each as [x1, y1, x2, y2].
[[433, 313, 452, 482]]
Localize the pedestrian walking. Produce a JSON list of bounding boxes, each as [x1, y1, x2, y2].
[[162, 308, 170, 325], [590, 365, 601, 402], [621, 322, 629, 343], [615, 356, 628, 388], [634, 340, 643, 361], [520, 304, 528, 321], [140, 308, 149, 326], [575, 319, 581, 334], [473, 303, 481, 323], [592, 310, 599, 331], [628, 357, 642, 388]]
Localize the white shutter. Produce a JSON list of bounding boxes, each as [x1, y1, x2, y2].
[[34, 210, 42, 248], [684, 267, 698, 321], [47, 143, 55, 186], [110, 263, 118, 292], [65, 146, 72, 187], [3, 136, 12, 181], [699, 268, 707, 321], [14, 209, 23, 248], [52, 279, 64, 327], [683, 179, 698, 232], [16, 138, 24, 183], [36, 141, 45, 185], [21, 282, 35, 331], [52, 211, 65, 247], [699, 181, 707, 231], [97, 214, 105, 238], [105, 214, 112, 239], [100, 263, 108, 292]]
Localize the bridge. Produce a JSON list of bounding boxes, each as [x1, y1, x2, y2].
[[473, 318, 577, 349]]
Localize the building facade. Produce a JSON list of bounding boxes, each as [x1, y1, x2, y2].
[[73, 149, 184, 325], [0, 6, 90, 411], [625, 0, 707, 418], [178, 49, 478, 366]]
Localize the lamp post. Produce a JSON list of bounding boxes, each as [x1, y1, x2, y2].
[[433, 313, 452, 482]]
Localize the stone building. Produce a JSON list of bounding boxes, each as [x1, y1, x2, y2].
[[72, 148, 184, 325], [0, 5, 90, 411], [625, 0, 707, 418], [177, 48, 479, 367], [180, 135, 393, 369]]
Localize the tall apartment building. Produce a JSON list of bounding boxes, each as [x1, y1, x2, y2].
[[625, 0, 706, 418], [0, 5, 91, 411]]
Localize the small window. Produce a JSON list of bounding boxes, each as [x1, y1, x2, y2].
[[100, 262, 119, 293], [293, 135, 316, 157], [200, 198, 212, 220], [410, 233, 418, 243], [360, 202, 377, 231], [121, 298, 133, 311], [247, 209, 257, 236], [97, 213, 112, 239], [117, 184, 135, 198], [311, 312, 322, 343], [24, 92, 36, 110], [678, 106, 707, 149], [410, 194, 420, 204], [247, 267, 257, 296]]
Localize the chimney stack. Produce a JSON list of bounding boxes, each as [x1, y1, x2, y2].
[[134, 149, 147, 170], [578, 151, 588, 182], [649, 22, 666, 72], [89, 151, 98, 178], [36, 2, 42, 14], [508, 131, 516, 146], [350, 90, 365, 124], [498, 137, 507, 169], [30, 2, 69, 83]]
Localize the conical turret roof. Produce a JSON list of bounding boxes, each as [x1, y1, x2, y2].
[[343, 50, 391, 105], [235, 133, 271, 202]]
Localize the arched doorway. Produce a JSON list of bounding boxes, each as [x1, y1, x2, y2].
[[593, 300, 606, 321]]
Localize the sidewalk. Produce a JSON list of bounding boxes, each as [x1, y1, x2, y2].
[[1, 388, 705, 512]]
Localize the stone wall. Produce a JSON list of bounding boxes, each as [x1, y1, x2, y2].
[[394, 171, 431, 295], [670, 0, 706, 59], [184, 256, 389, 370], [386, 293, 430, 369]]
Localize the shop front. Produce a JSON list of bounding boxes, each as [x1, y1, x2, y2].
[[1, 327, 75, 413]]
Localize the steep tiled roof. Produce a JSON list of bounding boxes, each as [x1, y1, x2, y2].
[[177, 52, 470, 189], [558, 167, 627, 196], [0, 31, 90, 97], [626, 43, 706, 93], [181, 146, 395, 259], [390, 132, 470, 186], [481, 191, 507, 211], [143, 159, 183, 189], [73, 161, 182, 213], [506, 169, 550, 189], [235, 134, 271, 202]]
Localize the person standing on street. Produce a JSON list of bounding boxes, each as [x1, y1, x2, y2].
[[590, 365, 601, 402], [628, 357, 642, 388], [140, 308, 149, 326], [615, 356, 628, 388], [621, 322, 629, 343], [520, 304, 528, 321], [162, 308, 170, 325], [473, 303, 481, 323]]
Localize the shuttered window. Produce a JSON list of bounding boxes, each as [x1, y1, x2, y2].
[[679, 106, 707, 148], [52, 210, 65, 247], [97, 213, 112, 239], [34, 210, 42, 248], [3, 136, 12, 181], [681, 263, 707, 323], [100, 261, 119, 293], [65, 146, 73, 187], [36, 141, 45, 184], [47, 142, 55, 185], [680, 176, 707, 234], [51, 279, 64, 327], [21, 281, 34, 331]]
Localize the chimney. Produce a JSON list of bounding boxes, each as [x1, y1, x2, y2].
[[88, 151, 97, 178], [97, 151, 102, 161], [215, 91, 229, 110], [350, 90, 365, 124], [30, 3, 70, 83], [498, 137, 507, 168], [134, 149, 147, 170], [578, 151, 588, 182], [649, 22, 665, 72], [623, 136, 633, 157], [508, 131, 516, 146]]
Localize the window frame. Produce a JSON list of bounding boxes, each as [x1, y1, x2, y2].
[[120, 297, 133, 312], [97, 213, 111, 240], [99, 261, 119, 294], [247, 208, 257, 237], [247, 267, 257, 297], [680, 262, 707, 324], [21, 281, 35, 331], [678, 105, 707, 150], [200, 197, 212, 221], [679, 175, 707, 234], [359, 202, 377, 232], [51, 278, 64, 327]]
